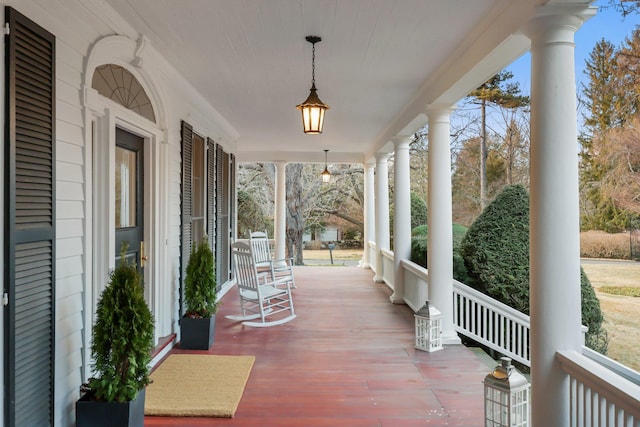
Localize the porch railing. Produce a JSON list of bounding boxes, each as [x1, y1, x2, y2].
[[367, 249, 640, 425], [557, 350, 640, 426], [452, 279, 531, 366], [400, 259, 428, 312], [367, 241, 377, 272], [399, 255, 533, 366], [381, 248, 394, 289]]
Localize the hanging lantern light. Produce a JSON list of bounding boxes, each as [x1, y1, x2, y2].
[[297, 36, 330, 134], [484, 357, 530, 427], [321, 149, 331, 183]]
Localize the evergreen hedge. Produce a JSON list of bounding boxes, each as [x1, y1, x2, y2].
[[581, 269, 608, 353], [410, 192, 428, 230], [390, 192, 428, 235], [461, 185, 530, 312], [460, 184, 607, 353], [410, 223, 469, 282]]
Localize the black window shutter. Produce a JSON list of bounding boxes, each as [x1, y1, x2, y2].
[[180, 120, 193, 316], [206, 138, 216, 256], [229, 153, 236, 279], [215, 145, 230, 284], [5, 6, 56, 427]]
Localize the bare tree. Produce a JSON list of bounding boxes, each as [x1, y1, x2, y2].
[[599, 117, 640, 215]]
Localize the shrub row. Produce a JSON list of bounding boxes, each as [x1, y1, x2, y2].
[[580, 230, 631, 259], [599, 286, 640, 297]]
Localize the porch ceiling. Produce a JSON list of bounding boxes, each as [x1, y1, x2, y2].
[[105, 0, 567, 163]]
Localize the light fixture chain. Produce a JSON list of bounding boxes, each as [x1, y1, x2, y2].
[[311, 42, 316, 86]]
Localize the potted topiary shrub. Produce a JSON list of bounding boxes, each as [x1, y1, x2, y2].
[[180, 238, 218, 350], [76, 243, 154, 427]]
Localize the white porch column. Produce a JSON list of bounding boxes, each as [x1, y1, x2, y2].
[[274, 161, 287, 262], [373, 153, 390, 282], [523, 6, 595, 425], [390, 136, 412, 304], [362, 158, 376, 269], [426, 105, 459, 344]]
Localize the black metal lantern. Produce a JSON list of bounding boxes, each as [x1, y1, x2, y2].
[[321, 149, 331, 183], [296, 36, 329, 134]]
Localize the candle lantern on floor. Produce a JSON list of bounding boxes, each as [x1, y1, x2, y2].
[[483, 357, 530, 427], [414, 300, 442, 352]]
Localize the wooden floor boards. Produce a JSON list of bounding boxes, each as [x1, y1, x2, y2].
[[145, 266, 490, 427]]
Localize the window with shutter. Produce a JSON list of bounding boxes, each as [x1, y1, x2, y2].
[[207, 138, 216, 260], [216, 145, 231, 284], [182, 126, 234, 295], [191, 134, 206, 247], [4, 6, 56, 427]]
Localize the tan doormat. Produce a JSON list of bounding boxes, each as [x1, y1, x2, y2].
[[144, 354, 255, 417]]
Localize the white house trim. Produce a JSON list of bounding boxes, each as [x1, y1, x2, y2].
[[82, 35, 171, 380]]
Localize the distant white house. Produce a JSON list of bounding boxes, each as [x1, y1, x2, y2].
[[303, 226, 341, 243]]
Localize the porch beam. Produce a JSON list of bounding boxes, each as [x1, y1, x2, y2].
[[373, 153, 390, 282], [426, 104, 459, 344], [391, 136, 412, 303], [523, 5, 596, 425]]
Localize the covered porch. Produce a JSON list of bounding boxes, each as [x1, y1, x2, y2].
[[5, 1, 640, 425], [146, 266, 491, 427]]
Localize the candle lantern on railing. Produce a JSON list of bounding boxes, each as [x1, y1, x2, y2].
[[414, 300, 442, 352], [483, 357, 530, 427]]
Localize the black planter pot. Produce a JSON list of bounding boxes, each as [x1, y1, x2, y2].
[[76, 388, 145, 427], [180, 316, 216, 350]]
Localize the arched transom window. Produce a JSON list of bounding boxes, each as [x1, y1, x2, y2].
[[91, 64, 156, 122]]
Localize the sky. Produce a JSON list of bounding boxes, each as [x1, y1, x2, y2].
[[505, 0, 640, 95]]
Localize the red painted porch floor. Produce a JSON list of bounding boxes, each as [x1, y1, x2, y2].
[[145, 266, 491, 427]]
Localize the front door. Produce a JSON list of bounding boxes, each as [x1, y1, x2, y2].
[[115, 128, 145, 269]]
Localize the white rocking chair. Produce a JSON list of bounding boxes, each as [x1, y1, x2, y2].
[[227, 241, 296, 327], [249, 230, 296, 289]]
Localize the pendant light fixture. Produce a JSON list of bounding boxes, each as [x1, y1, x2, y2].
[[297, 35, 330, 134], [321, 149, 331, 183]]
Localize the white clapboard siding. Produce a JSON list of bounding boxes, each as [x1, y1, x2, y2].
[[54, 329, 84, 427], [56, 101, 83, 129], [56, 182, 84, 202], [56, 255, 84, 280], [56, 201, 84, 220], [56, 163, 84, 184], [56, 219, 84, 239], [51, 15, 88, 425], [56, 40, 85, 78], [55, 276, 84, 300], [56, 237, 84, 258], [57, 75, 82, 103], [57, 120, 84, 147]]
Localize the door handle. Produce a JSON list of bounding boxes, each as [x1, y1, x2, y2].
[[141, 241, 148, 267]]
